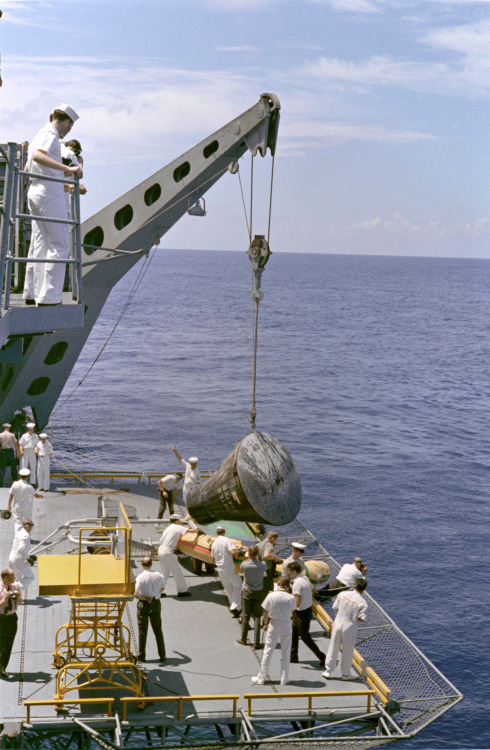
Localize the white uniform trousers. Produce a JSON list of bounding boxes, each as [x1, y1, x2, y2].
[[324, 619, 358, 677], [158, 548, 188, 593], [37, 456, 50, 490], [21, 451, 37, 485], [12, 500, 32, 533], [8, 555, 35, 594], [24, 185, 70, 304], [258, 620, 293, 683], [216, 566, 242, 611]]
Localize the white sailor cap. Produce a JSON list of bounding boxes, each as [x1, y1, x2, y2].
[[169, 513, 181, 521], [216, 525, 225, 532], [39, 432, 48, 439], [54, 103, 79, 123], [2, 422, 11, 428], [188, 456, 199, 463], [19, 468, 31, 477], [27, 422, 36, 429], [292, 543, 306, 551]]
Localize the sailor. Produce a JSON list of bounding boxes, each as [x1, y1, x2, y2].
[[19, 423, 38, 485], [322, 579, 368, 681], [8, 519, 35, 595], [172, 446, 201, 512], [257, 530, 283, 595], [23, 103, 82, 306], [7, 468, 42, 532], [237, 545, 266, 648], [35, 433, 53, 491], [61, 139, 87, 208], [251, 576, 296, 686], [319, 557, 367, 596], [156, 472, 184, 524], [134, 556, 166, 664], [210, 526, 242, 617], [0, 423, 19, 486], [157, 515, 191, 597], [282, 542, 306, 575], [287, 561, 325, 667], [0, 568, 22, 679]]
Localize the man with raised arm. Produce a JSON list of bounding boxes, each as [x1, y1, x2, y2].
[[172, 446, 201, 514]]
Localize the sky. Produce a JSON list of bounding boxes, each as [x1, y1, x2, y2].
[[1, 0, 490, 257]]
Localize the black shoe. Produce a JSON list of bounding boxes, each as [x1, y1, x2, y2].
[[319, 655, 326, 668], [137, 655, 146, 662], [290, 657, 299, 663], [158, 658, 166, 665], [230, 609, 241, 618], [160, 593, 166, 598], [236, 639, 248, 646], [25, 299, 35, 305], [254, 644, 263, 650], [37, 302, 61, 306], [177, 591, 191, 597]]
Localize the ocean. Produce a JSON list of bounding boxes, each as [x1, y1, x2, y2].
[[49, 249, 489, 749]]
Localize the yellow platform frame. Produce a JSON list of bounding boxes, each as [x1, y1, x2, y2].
[[40, 504, 144, 703]]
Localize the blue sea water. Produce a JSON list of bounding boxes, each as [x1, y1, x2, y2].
[[50, 250, 490, 749]]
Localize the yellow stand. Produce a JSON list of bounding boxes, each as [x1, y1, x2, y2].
[[37, 504, 144, 704]]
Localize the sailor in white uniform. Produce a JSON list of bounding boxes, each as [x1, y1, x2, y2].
[[7, 468, 42, 531], [8, 519, 35, 594], [23, 103, 82, 305], [210, 526, 242, 615], [35, 433, 53, 491], [252, 577, 297, 686], [157, 515, 191, 596], [172, 446, 201, 511], [322, 579, 368, 680], [18, 423, 38, 485]]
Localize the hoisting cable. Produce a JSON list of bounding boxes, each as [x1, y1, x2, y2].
[[246, 153, 273, 431]]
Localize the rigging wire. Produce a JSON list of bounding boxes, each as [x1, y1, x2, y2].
[[52, 245, 158, 416]]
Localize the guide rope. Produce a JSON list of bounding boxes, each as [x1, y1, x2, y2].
[[51, 245, 158, 417]]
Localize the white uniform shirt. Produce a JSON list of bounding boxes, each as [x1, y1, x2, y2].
[[27, 123, 64, 195], [337, 563, 364, 588], [292, 575, 313, 611], [36, 439, 53, 457], [19, 432, 38, 453], [10, 527, 30, 561], [10, 479, 35, 504], [210, 535, 237, 572], [160, 475, 184, 491], [158, 523, 187, 553], [181, 460, 201, 491], [135, 569, 165, 600], [333, 589, 368, 623], [262, 589, 296, 623]]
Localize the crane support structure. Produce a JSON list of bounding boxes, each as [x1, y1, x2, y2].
[[0, 93, 280, 426]]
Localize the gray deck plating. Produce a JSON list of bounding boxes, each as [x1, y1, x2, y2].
[[0, 483, 365, 727]]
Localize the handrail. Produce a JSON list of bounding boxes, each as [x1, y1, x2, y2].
[[25, 698, 115, 723], [313, 601, 391, 704], [120, 694, 239, 722], [243, 689, 375, 717]]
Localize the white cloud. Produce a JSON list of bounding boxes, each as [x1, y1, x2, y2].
[[283, 120, 435, 142]]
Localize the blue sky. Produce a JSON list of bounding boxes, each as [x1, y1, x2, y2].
[[1, 0, 490, 256]]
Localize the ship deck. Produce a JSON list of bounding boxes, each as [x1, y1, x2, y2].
[[0, 477, 462, 748]]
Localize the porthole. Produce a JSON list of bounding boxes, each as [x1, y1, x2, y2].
[[203, 140, 219, 159], [173, 162, 190, 183], [1, 366, 13, 391], [114, 204, 134, 231], [27, 377, 50, 396], [144, 183, 161, 206], [83, 226, 104, 256], [44, 341, 68, 366]]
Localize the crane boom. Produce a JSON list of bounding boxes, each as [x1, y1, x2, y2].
[[0, 93, 280, 426]]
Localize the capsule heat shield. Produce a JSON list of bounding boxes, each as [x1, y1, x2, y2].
[[186, 431, 301, 526]]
